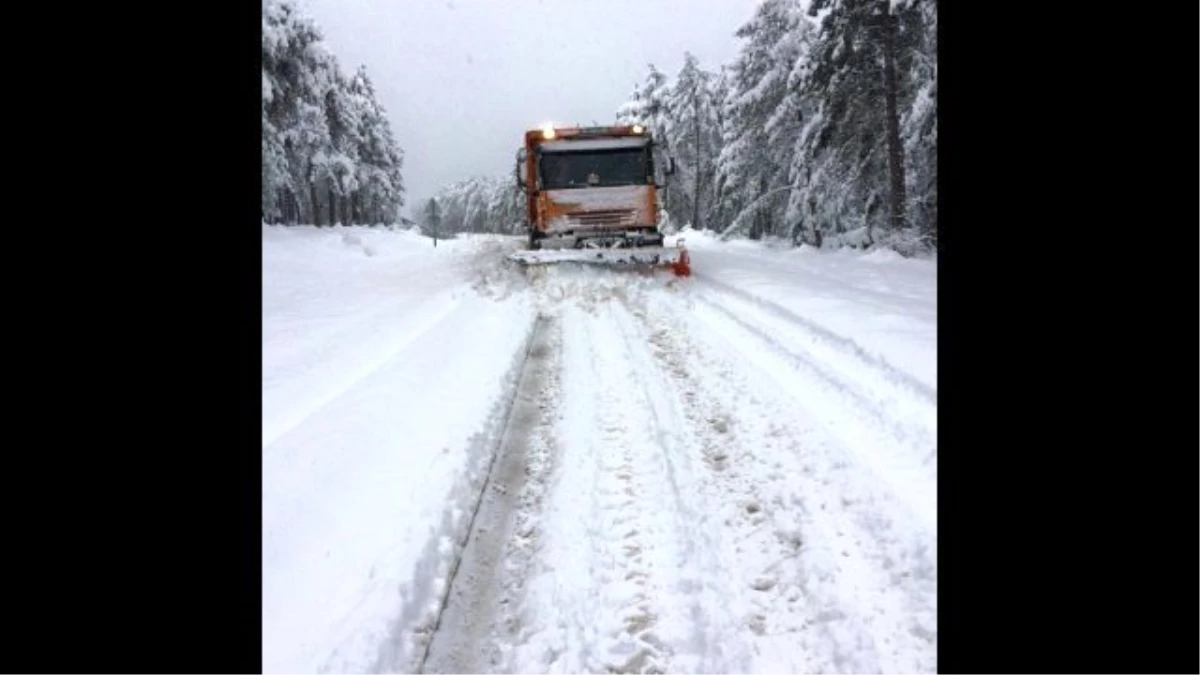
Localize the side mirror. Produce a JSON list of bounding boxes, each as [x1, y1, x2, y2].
[[515, 148, 528, 191]]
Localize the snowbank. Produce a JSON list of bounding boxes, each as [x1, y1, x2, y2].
[[262, 226, 536, 673], [676, 224, 936, 260]]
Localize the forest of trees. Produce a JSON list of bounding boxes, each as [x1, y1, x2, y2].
[[262, 0, 406, 226], [429, 0, 935, 255], [617, 0, 935, 254], [262, 0, 937, 255], [416, 176, 524, 240]]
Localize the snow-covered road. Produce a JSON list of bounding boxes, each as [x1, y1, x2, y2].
[[262, 226, 937, 674]]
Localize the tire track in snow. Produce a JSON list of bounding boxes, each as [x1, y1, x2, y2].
[[693, 289, 936, 460], [694, 273, 935, 403], [495, 266, 753, 674], [604, 299, 754, 674], [687, 290, 937, 533], [417, 314, 556, 674], [622, 293, 814, 661], [412, 261, 934, 674], [626, 287, 937, 673], [550, 301, 698, 674], [580, 303, 671, 674]]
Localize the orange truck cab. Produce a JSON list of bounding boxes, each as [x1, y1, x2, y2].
[[515, 124, 676, 251]]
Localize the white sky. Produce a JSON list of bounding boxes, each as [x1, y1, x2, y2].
[[296, 0, 760, 216]]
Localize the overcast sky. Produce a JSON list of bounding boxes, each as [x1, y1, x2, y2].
[[296, 0, 761, 216]]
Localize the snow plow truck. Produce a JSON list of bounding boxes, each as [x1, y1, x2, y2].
[[507, 123, 690, 276]]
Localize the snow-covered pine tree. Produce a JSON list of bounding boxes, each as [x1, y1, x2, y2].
[[424, 175, 522, 236], [664, 53, 721, 231], [320, 69, 362, 226], [615, 65, 672, 139], [263, 0, 324, 223], [615, 83, 645, 127], [898, 0, 936, 249], [346, 66, 405, 226], [261, 0, 405, 226], [714, 0, 804, 240], [788, 0, 930, 251], [419, 197, 442, 240]]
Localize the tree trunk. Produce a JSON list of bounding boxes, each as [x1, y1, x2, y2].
[[282, 189, 299, 225], [310, 182, 321, 226], [751, 173, 768, 240], [881, 3, 908, 230], [692, 97, 702, 230]]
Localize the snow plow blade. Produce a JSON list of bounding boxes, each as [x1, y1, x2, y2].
[[508, 243, 691, 276]]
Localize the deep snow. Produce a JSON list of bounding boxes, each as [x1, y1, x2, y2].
[[262, 225, 937, 673]]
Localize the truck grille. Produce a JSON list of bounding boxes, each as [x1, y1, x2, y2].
[[564, 209, 640, 230]]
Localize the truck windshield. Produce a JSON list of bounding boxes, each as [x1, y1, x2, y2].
[[539, 148, 650, 190]]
